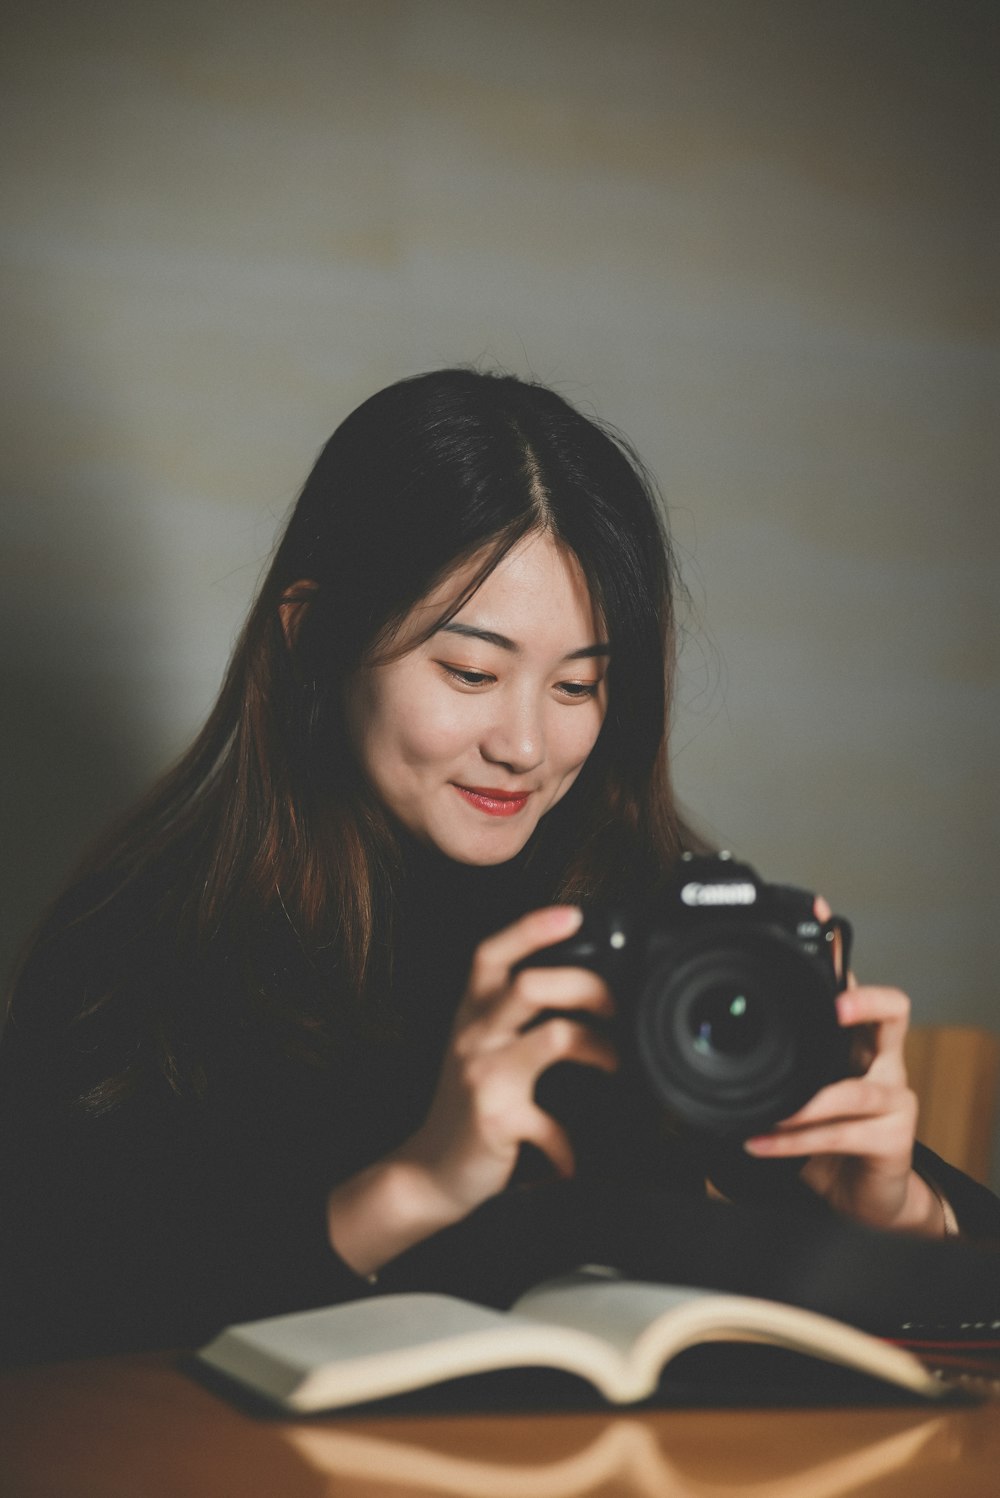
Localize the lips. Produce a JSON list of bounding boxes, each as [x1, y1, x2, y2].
[[454, 785, 531, 818]]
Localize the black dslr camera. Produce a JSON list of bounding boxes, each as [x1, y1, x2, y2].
[[522, 853, 854, 1137]]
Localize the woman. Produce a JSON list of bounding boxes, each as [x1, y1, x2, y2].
[[1, 368, 996, 1364]]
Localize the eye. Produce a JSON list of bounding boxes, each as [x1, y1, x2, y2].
[[439, 664, 496, 689], [556, 679, 602, 700]]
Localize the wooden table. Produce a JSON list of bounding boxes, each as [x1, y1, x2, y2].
[[1, 1351, 998, 1497]]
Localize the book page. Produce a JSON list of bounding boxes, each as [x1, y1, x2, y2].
[[512, 1272, 944, 1401], [201, 1295, 510, 1401], [200, 1292, 633, 1410], [513, 1271, 713, 1359]]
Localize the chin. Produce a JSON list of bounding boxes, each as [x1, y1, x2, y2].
[[441, 841, 530, 868], [431, 821, 536, 868]]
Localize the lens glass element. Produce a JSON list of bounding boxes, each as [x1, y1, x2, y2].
[[688, 985, 765, 1058]]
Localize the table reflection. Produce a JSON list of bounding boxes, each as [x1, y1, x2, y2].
[[284, 1408, 954, 1498]]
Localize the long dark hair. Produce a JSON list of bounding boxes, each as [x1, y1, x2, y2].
[[11, 368, 697, 1104]]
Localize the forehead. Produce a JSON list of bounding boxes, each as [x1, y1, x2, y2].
[[402, 533, 602, 648]]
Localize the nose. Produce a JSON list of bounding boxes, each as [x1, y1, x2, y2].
[[480, 690, 545, 775]]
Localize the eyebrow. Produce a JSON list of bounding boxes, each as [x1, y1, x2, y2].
[[437, 622, 611, 660]]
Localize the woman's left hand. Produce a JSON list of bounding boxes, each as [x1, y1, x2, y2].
[[742, 905, 945, 1236]]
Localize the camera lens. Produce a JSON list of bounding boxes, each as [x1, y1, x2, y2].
[[634, 925, 842, 1135], [688, 985, 766, 1059]]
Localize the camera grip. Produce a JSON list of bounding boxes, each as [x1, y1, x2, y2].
[[512, 931, 603, 975], [512, 910, 633, 985]]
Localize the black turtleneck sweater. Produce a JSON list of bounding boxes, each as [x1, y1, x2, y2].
[[0, 838, 643, 1363], [2, 841, 999, 1366]]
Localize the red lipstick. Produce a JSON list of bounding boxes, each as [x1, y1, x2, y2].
[[454, 785, 530, 817]]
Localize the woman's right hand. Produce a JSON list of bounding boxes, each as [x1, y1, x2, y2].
[[396, 904, 618, 1212], [325, 905, 617, 1276]]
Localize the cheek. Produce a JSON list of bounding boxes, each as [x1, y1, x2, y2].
[[554, 706, 605, 772], [364, 681, 478, 776]]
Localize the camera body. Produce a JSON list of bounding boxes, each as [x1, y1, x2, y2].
[[522, 852, 854, 1137]]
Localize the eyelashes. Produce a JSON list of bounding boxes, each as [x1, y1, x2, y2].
[[438, 664, 602, 699], [441, 666, 493, 687]]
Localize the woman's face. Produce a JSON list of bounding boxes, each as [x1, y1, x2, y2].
[[345, 532, 608, 865]]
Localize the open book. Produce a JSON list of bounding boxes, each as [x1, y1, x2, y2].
[[197, 1268, 948, 1413]]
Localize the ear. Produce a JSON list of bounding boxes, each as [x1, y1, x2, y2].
[[278, 579, 319, 648]]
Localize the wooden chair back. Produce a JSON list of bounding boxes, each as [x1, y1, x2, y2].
[[905, 1025, 1000, 1185]]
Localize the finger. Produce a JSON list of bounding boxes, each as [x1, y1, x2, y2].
[[836, 986, 910, 1060], [837, 985, 909, 1027], [515, 1016, 620, 1078], [745, 1110, 916, 1162], [814, 894, 832, 922], [458, 971, 612, 1054], [518, 1107, 577, 1179], [498, 967, 614, 1032], [467, 906, 584, 998], [768, 1076, 916, 1130]]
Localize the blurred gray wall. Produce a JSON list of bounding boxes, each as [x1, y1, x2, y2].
[[2, 3, 997, 1155]]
